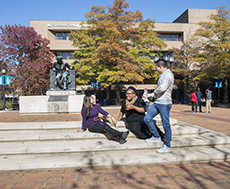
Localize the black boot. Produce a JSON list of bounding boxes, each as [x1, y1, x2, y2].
[[102, 124, 129, 143], [121, 130, 129, 140], [103, 124, 122, 136]]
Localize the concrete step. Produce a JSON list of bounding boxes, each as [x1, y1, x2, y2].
[[1, 119, 229, 171], [0, 129, 229, 156], [0, 115, 178, 131], [1, 145, 230, 171], [0, 122, 204, 142]]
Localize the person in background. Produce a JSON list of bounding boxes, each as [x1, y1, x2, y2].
[[195, 88, 203, 112], [142, 88, 150, 112], [92, 94, 96, 105], [205, 89, 212, 113], [191, 90, 197, 113], [144, 57, 174, 153], [80, 94, 129, 144], [115, 86, 164, 140]]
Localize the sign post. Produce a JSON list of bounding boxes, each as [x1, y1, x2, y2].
[[215, 81, 222, 103], [0, 71, 11, 111]]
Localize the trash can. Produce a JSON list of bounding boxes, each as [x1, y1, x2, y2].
[[103, 99, 107, 106], [184, 97, 187, 104]]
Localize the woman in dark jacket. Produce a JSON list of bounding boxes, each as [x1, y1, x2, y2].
[[80, 93, 129, 144], [115, 86, 164, 140]]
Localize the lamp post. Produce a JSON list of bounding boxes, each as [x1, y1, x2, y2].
[[1, 67, 6, 111], [153, 53, 174, 67]]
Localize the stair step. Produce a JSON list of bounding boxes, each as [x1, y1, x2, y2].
[[1, 119, 229, 171], [0, 122, 204, 142], [0, 115, 178, 131], [1, 146, 230, 171], [0, 129, 229, 155]]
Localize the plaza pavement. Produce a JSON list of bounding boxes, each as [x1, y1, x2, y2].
[[0, 104, 230, 189]]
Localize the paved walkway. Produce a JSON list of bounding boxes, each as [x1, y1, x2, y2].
[[0, 104, 230, 189]]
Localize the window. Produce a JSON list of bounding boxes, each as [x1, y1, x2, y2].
[[55, 32, 70, 40], [55, 52, 73, 59], [158, 34, 182, 41]]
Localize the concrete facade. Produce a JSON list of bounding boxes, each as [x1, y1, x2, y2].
[[30, 9, 217, 58], [29, 8, 218, 103]]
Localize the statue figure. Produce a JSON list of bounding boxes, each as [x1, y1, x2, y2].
[[52, 56, 75, 90]]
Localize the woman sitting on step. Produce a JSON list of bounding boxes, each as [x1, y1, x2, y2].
[[115, 86, 165, 140], [80, 93, 129, 144]]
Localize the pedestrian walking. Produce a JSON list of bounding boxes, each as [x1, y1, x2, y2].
[[144, 57, 174, 153]]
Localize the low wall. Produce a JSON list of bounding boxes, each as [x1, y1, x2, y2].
[[19, 93, 84, 114]]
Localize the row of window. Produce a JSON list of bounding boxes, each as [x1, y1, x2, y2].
[[158, 34, 182, 41], [55, 32, 70, 40], [54, 52, 73, 59], [55, 32, 182, 41]]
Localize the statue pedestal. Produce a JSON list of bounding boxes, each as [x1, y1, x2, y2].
[[19, 91, 84, 114]]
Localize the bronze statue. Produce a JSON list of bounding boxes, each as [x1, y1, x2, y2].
[[52, 56, 75, 90]]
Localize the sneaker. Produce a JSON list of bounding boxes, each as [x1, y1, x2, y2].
[[156, 144, 171, 153], [145, 136, 161, 142]]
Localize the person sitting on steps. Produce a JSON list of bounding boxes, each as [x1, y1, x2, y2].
[[115, 86, 164, 140], [80, 93, 129, 144]]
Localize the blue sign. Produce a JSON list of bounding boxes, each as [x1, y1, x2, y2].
[[219, 81, 222, 88], [0, 76, 3, 85], [215, 81, 223, 88], [95, 82, 99, 89], [5, 75, 10, 85], [90, 82, 95, 89]]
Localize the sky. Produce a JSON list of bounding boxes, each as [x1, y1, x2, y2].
[[0, 0, 230, 27]]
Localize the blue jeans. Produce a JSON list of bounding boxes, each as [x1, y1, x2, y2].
[[145, 102, 150, 112], [144, 103, 172, 147]]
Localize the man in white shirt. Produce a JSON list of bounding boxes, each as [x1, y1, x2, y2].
[[144, 58, 174, 153]]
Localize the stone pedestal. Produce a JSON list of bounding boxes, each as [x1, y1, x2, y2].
[[19, 91, 84, 114]]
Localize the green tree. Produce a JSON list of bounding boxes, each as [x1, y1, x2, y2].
[[192, 6, 230, 103], [70, 0, 166, 104]]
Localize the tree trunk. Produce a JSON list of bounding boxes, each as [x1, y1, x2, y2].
[[106, 86, 111, 105], [223, 78, 228, 104], [115, 84, 121, 105]]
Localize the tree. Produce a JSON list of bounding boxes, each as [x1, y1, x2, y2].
[[169, 37, 201, 101], [192, 6, 230, 103], [0, 25, 54, 96], [70, 0, 166, 104]]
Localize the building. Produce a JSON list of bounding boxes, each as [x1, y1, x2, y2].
[[30, 8, 217, 104]]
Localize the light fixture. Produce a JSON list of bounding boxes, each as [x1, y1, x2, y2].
[[1, 67, 6, 75]]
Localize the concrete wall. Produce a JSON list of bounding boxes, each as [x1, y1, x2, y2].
[[19, 94, 84, 114]]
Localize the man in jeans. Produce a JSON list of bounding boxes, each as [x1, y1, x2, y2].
[[144, 58, 174, 153], [195, 87, 203, 112]]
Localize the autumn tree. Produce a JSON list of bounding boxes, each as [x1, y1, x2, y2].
[[0, 25, 53, 96], [70, 0, 166, 104], [192, 6, 230, 103]]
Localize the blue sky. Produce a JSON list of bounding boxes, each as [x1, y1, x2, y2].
[[0, 0, 229, 27]]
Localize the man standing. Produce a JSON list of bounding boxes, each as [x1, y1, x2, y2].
[[195, 88, 203, 112], [205, 88, 212, 113], [144, 58, 174, 153]]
